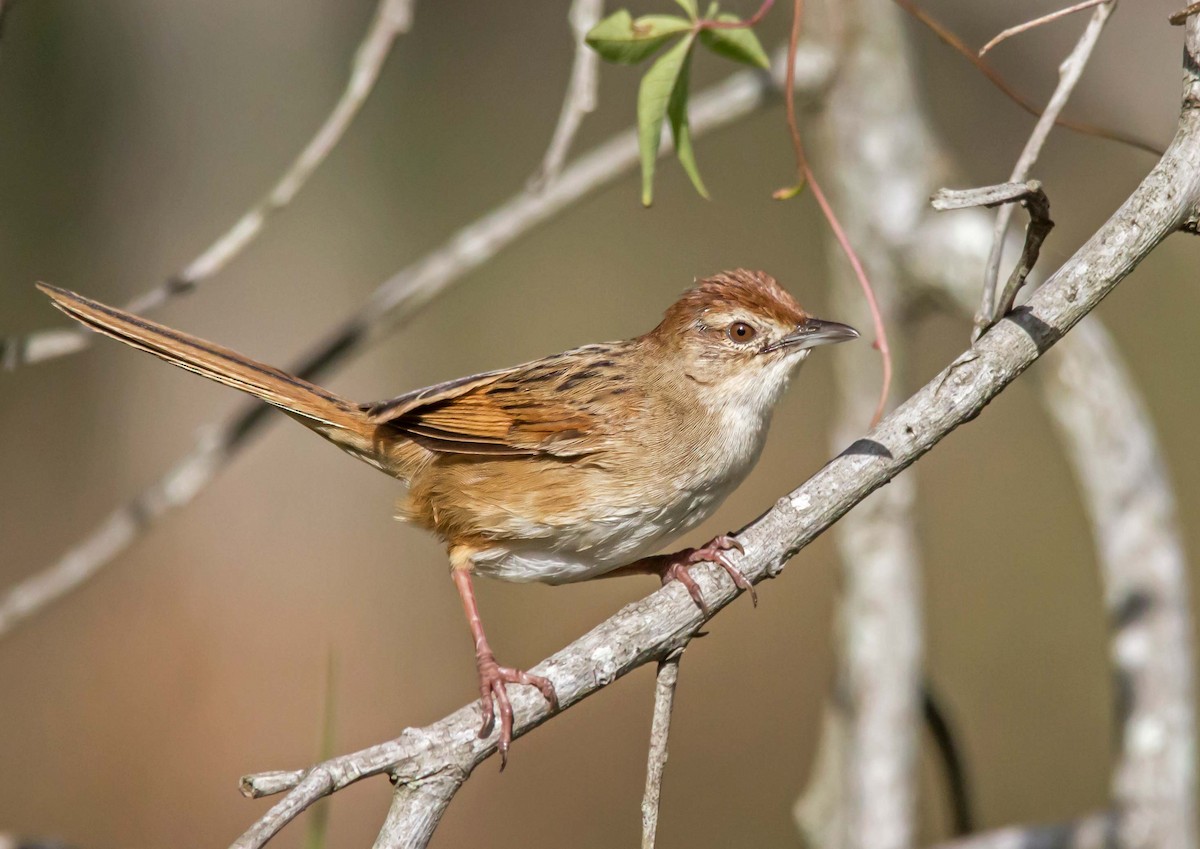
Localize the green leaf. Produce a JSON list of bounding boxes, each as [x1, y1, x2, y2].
[[705, 1, 720, 18], [586, 10, 693, 64], [698, 14, 770, 69], [667, 45, 709, 200], [637, 34, 696, 206], [673, 0, 700, 20]]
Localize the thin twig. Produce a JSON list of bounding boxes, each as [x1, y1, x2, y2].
[[1171, 2, 1200, 26], [641, 650, 684, 849], [697, 0, 776, 29], [890, 0, 1162, 157], [0, 0, 415, 371], [529, 0, 602, 189], [932, 180, 1055, 327], [0, 48, 838, 641], [976, 1, 1112, 338], [979, 0, 1108, 56], [779, 0, 891, 426]]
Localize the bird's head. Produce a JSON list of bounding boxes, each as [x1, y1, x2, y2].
[[648, 268, 859, 412]]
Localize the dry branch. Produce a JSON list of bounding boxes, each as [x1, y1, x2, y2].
[[530, 0, 602, 188], [796, 3, 933, 845], [978, 0, 1109, 57], [641, 650, 684, 849], [910, 109, 1196, 849], [977, 0, 1112, 336]]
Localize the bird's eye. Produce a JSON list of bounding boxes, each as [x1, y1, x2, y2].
[[727, 321, 757, 343]]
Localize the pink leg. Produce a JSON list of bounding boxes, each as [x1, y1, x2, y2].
[[451, 567, 558, 769], [612, 534, 757, 616]]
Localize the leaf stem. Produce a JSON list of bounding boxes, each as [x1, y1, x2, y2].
[[780, 0, 891, 426], [696, 0, 775, 29]]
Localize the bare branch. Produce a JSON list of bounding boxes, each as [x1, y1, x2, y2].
[[372, 765, 466, 849], [931, 812, 1115, 849], [1171, 2, 1200, 26], [642, 650, 684, 849], [241, 770, 306, 799], [1039, 321, 1197, 849], [796, 5, 934, 845], [978, 0, 1109, 57], [0, 47, 838, 640], [529, 0, 602, 189], [914, 120, 1197, 849], [977, 1, 1112, 337], [933, 181, 1054, 323], [1, 0, 415, 370], [231, 43, 1200, 839], [911, 204, 1198, 849]]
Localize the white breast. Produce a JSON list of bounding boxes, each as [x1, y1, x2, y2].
[[472, 351, 807, 585]]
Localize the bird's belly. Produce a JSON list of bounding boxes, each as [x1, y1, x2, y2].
[[470, 478, 738, 585]]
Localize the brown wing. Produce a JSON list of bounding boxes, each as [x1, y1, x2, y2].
[[364, 345, 621, 457]]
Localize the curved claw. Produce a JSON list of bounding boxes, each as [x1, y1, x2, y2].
[[687, 535, 757, 607], [475, 654, 558, 770], [660, 562, 711, 616]]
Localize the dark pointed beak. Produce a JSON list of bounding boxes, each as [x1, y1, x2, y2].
[[762, 317, 860, 353]]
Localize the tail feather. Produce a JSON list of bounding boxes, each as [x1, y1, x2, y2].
[[37, 283, 389, 457]]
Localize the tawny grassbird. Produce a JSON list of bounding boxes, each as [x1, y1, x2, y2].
[[39, 269, 858, 763]]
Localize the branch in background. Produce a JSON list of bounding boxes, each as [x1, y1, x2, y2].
[[910, 126, 1197, 849], [1039, 322, 1197, 849], [931, 812, 1115, 849], [794, 3, 934, 846], [778, 0, 892, 426], [641, 650, 684, 849], [978, 0, 1108, 57], [890, 0, 1163, 157], [529, 0, 603, 189], [932, 180, 1054, 328], [922, 687, 974, 836], [0, 0, 415, 371], [976, 1, 1112, 337], [0, 46, 839, 640], [229, 88, 1200, 839]]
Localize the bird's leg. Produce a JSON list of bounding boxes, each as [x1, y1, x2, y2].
[[610, 534, 756, 615], [450, 565, 558, 769]]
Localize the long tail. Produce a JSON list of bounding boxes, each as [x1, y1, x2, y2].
[[37, 283, 404, 472]]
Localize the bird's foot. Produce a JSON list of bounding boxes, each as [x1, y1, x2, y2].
[[658, 534, 756, 616], [475, 652, 558, 769]]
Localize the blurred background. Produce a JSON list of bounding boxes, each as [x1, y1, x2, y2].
[[1, 1, 1197, 846]]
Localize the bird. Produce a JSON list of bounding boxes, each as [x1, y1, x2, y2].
[[38, 269, 858, 764]]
